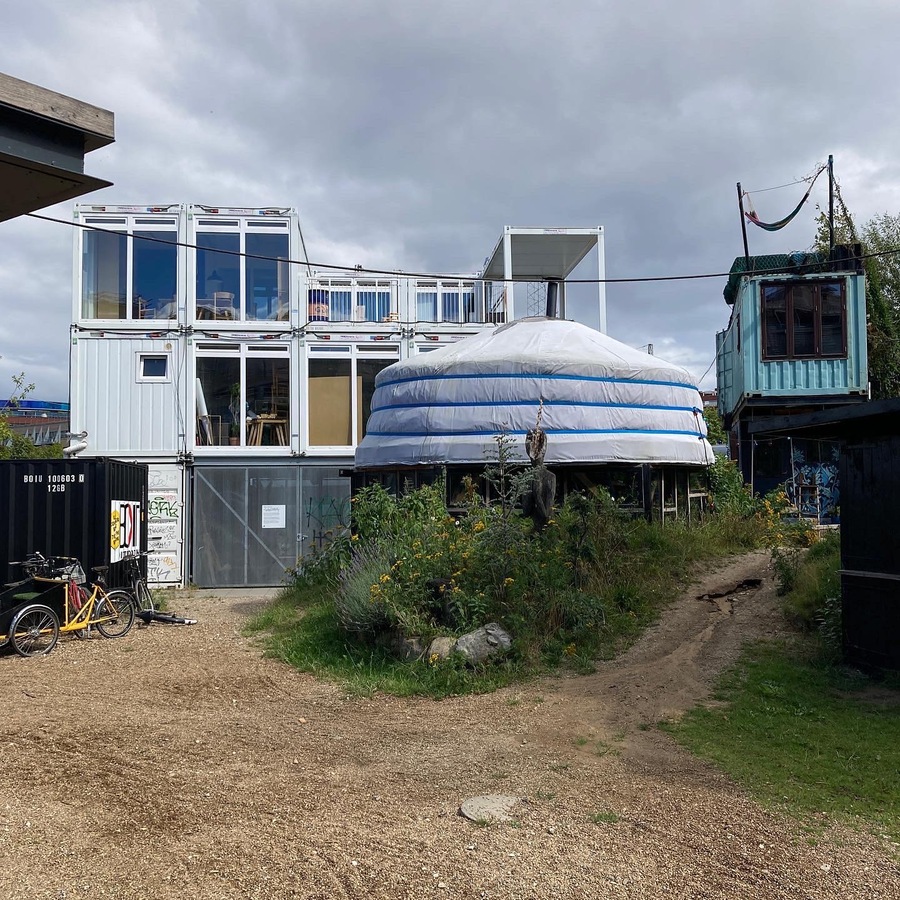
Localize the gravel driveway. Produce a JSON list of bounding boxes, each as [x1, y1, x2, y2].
[[1, 551, 897, 899]]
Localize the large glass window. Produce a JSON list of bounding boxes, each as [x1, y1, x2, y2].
[[133, 232, 177, 319], [246, 233, 289, 321], [82, 229, 126, 318], [82, 221, 177, 321], [196, 349, 291, 448], [761, 280, 847, 360], [196, 223, 291, 322], [196, 232, 240, 320], [196, 357, 240, 446], [309, 359, 352, 446]]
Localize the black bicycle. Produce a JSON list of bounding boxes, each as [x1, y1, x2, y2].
[[120, 551, 155, 613]]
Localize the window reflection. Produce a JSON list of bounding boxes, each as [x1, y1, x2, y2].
[[246, 233, 289, 321], [196, 233, 240, 320], [82, 230, 126, 318], [133, 232, 177, 319]]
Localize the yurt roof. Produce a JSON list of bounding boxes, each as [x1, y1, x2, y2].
[[356, 317, 713, 468]]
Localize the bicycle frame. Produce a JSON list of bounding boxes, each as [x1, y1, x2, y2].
[[33, 577, 121, 634]]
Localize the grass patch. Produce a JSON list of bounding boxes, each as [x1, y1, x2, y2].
[[248, 585, 526, 698], [589, 810, 619, 824], [665, 639, 900, 840]]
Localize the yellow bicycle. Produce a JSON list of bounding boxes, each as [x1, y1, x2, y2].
[[2, 553, 134, 657]]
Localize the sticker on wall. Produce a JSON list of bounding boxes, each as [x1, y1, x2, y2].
[[110, 500, 142, 561]]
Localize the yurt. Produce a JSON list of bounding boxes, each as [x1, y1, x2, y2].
[[355, 317, 715, 519]]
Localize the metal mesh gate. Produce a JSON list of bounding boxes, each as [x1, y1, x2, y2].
[[191, 465, 350, 587]]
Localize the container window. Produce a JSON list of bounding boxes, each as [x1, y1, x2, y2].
[[761, 279, 846, 360], [139, 355, 169, 380], [246, 232, 289, 322], [133, 232, 177, 320], [309, 358, 352, 446], [82, 229, 126, 318]]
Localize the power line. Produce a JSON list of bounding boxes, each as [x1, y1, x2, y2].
[[26, 210, 899, 286]]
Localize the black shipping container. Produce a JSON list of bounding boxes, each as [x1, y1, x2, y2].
[[0, 459, 148, 589]]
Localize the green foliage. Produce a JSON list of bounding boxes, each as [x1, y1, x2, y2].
[[707, 455, 756, 516], [0, 372, 63, 460], [702, 406, 727, 444], [666, 640, 900, 840], [253, 456, 772, 694], [814, 197, 900, 398], [775, 530, 842, 655]]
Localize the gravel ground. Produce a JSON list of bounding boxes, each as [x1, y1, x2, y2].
[[1, 550, 897, 899]]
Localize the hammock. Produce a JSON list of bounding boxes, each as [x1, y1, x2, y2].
[[744, 166, 825, 232]]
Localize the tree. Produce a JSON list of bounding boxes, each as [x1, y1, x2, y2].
[[814, 194, 900, 399], [0, 371, 63, 459], [702, 406, 728, 444]]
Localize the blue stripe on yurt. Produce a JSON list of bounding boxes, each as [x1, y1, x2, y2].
[[364, 427, 705, 438], [376, 372, 699, 391], [370, 399, 699, 414]]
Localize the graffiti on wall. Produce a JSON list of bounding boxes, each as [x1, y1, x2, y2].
[[148, 465, 183, 584], [787, 443, 840, 522], [303, 495, 350, 549]]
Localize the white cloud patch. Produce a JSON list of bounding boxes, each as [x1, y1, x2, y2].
[[2, 0, 900, 399]]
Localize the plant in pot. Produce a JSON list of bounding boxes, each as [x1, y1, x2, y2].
[[228, 383, 242, 445]]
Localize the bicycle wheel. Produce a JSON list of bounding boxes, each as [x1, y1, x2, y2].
[[94, 591, 135, 638], [10, 604, 60, 657], [133, 578, 155, 613]]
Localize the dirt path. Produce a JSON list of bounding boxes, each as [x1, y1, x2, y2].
[[0, 552, 896, 899]]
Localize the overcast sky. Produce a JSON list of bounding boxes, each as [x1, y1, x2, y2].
[[3, 0, 900, 401]]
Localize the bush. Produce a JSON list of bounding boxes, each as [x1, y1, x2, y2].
[[778, 530, 842, 649], [263, 450, 799, 694]]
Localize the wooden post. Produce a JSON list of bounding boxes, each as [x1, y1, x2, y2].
[[828, 154, 835, 258], [737, 183, 750, 269]]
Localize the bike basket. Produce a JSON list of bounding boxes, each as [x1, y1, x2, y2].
[[53, 562, 86, 584]]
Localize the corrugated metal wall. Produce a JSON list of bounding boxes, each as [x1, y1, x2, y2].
[[0, 459, 148, 588], [71, 336, 184, 455], [719, 274, 868, 419]]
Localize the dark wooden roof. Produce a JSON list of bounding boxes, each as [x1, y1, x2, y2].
[[0, 72, 114, 221], [748, 398, 900, 440]]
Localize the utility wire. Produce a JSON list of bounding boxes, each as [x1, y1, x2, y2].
[[27, 210, 895, 286]]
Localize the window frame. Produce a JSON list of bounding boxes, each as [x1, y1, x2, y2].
[[305, 343, 399, 453], [760, 279, 847, 361], [135, 352, 171, 383], [193, 217, 292, 325], [194, 342, 292, 451], [79, 215, 179, 323]]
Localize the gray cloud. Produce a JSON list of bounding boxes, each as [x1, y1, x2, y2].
[[2, 0, 899, 398]]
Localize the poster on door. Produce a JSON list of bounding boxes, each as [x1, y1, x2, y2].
[[110, 500, 142, 562]]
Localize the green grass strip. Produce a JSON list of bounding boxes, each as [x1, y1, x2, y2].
[[665, 641, 900, 840]]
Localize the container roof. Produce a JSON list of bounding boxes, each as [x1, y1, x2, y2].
[[481, 226, 601, 281]]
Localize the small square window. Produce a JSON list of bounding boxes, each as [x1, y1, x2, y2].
[[139, 355, 168, 380]]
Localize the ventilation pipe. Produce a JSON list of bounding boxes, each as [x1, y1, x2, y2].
[[545, 281, 560, 318], [63, 430, 89, 457]]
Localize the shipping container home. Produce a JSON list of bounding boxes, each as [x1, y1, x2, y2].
[[0, 459, 147, 589], [750, 399, 900, 672], [69, 205, 608, 587], [715, 248, 869, 518]]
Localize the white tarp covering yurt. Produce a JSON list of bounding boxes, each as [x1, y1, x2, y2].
[[355, 317, 714, 468]]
